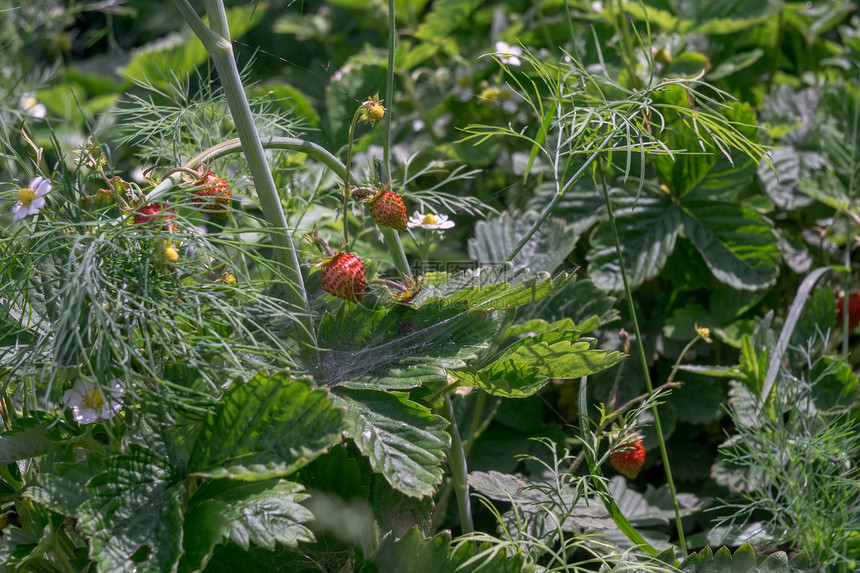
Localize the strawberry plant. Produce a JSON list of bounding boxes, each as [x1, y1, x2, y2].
[[0, 0, 857, 572]]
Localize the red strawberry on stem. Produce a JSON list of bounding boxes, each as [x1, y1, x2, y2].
[[837, 292, 860, 333], [609, 439, 646, 479], [321, 252, 365, 303], [134, 203, 178, 231], [367, 189, 408, 231], [192, 171, 231, 218]]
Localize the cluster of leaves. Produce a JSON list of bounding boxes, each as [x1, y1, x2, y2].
[[1, 0, 859, 571]]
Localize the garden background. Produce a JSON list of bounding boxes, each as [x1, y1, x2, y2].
[[0, 0, 859, 571]]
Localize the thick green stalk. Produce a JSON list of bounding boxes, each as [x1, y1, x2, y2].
[[442, 394, 474, 534], [170, 0, 315, 345], [599, 176, 687, 554]]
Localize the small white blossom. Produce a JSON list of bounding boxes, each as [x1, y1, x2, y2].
[[19, 93, 47, 119], [495, 41, 523, 67], [407, 211, 455, 230], [63, 379, 124, 424], [453, 67, 474, 102], [591, 1, 604, 12], [12, 176, 52, 220]]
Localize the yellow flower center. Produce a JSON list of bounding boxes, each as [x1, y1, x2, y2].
[[422, 213, 438, 225], [18, 187, 37, 205], [82, 387, 106, 410], [457, 76, 470, 87]]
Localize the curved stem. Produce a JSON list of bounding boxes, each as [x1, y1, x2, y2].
[[169, 0, 315, 348], [598, 172, 687, 555]]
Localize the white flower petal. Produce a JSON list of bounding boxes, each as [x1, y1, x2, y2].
[[72, 407, 99, 425], [34, 178, 52, 196]]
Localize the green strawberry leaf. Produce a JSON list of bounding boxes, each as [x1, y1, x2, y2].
[[188, 372, 346, 480], [333, 388, 450, 498], [0, 418, 64, 463], [78, 444, 184, 573], [680, 200, 779, 291], [588, 188, 680, 291], [468, 210, 580, 273]]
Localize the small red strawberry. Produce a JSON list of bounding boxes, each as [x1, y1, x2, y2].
[[837, 293, 860, 333], [191, 172, 231, 218], [134, 203, 178, 231], [609, 439, 646, 479], [321, 252, 365, 303], [367, 189, 407, 231]]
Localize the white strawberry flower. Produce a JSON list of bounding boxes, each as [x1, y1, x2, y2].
[[407, 211, 455, 230], [12, 176, 52, 220], [63, 378, 124, 424], [494, 41, 523, 67]]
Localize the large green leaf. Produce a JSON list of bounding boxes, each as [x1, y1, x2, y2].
[[0, 418, 64, 463], [334, 389, 450, 498], [188, 373, 346, 480], [588, 188, 680, 291], [411, 264, 573, 312], [468, 210, 580, 273], [317, 301, 497, 389], [78, 445, 184, 573], [520, 277, 620, 332], [681, 200, 779, 291], [413, 0, 477, 56], [122, 5, 266, 86], [620, 0, 783, 34]]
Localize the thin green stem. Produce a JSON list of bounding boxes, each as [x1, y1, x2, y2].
[[598, 173, 687, 554], [505, 130, 616, 263], [442, 394, 474, 534], [384, 0, 396, 185], [343, 110, 363, 247]]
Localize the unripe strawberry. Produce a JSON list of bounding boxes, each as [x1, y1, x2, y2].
[[192, 172, 231, 218], [368, 190, 407, 231], [321, 252, 365, 303], [134, 203, 178, 231], [837, 293, 860, 333], [609, 439, 645, 479]]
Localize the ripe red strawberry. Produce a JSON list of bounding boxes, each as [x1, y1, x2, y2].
[[321, 252, 365, 303], [134, 203, 178, 231], [609, 440, 645, 479], [837, 293, 860, 333], [368, 190, 407, 231], [192, 172, 231, 218]]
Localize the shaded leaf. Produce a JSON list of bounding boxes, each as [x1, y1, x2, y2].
[[334, 389, 450, 498], [681, 200, 779, 291], [188, 372, 346, 480], [78, 445, 183, 573], [468, 210, 580, 273]]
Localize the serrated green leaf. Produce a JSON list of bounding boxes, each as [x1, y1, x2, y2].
[[334, 389, 450, 498], [26, 461, 95, 515], [188, 373, 346, 480], [414, 0, 477, 45], [681, 200, 779, 291], [453, 363, 547, 398], [180, 500, 229, 573], [0, 419, 64, 463], [194, 479, 314, 551], [78, 444, 183, 573], [588, 189, 680, 291], [522, 277, 620, 331], [494, 334, 625, 380], [122, 5, 266, 87], [468, 210, 580, 273], [410, 264, 572, 311]]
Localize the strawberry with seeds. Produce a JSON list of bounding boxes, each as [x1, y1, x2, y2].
[[609, 438, 646, 479]]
